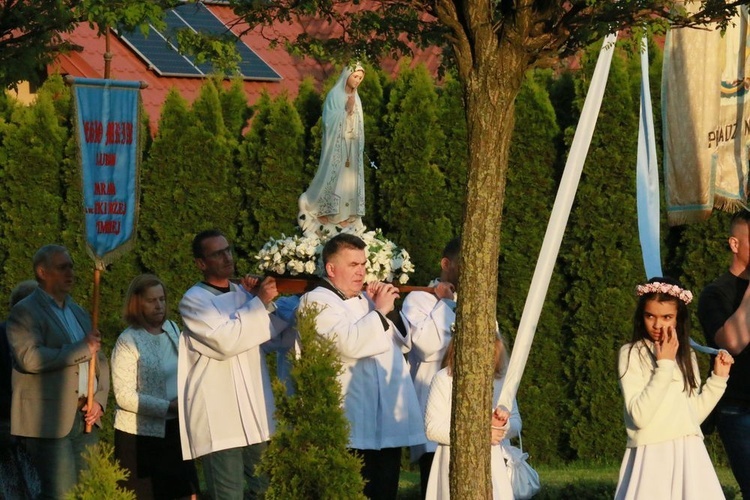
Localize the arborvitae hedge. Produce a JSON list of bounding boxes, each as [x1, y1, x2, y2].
[[498, 71, 566, 464], [378, 64, 452, 284], [294, 77, 323, 180], [358, 66, 386, 230], [0, 48, 739, 466], [561, 44, 643, 462], [238, 91, 305, 254], [138, 84, 238, 295], [0, 81, 68, 295], [219, 78, 252, 140], [435, 73, 468, 231]]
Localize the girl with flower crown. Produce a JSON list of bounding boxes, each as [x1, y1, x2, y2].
[[615, 277, 734, 499]]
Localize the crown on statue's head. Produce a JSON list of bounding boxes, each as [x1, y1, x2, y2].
[[348, 59, 366, 74]]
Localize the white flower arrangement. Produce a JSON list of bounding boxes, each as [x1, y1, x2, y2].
[[254, 228, 414, 284]]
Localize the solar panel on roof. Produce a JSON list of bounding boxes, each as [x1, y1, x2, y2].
[[119, 25, 204, 77], [172, 3, 282, 81], [117, 3, 281, 81]]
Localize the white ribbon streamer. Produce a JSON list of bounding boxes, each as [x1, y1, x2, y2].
[[636, 36, 663, 279], [497, 33, 619, 411]]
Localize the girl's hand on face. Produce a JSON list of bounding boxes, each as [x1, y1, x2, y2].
[[713, 349, 734, 377], [655, 326, 679, 361]]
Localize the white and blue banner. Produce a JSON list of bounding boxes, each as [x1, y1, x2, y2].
[[72, 78, 140, 266]]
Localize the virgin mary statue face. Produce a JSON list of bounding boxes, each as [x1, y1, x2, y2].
[[346, 70, 365, 91]]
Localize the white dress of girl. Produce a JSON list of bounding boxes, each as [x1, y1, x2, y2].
[[615, 340, 728, 499]]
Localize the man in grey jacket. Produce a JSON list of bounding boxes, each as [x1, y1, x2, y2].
[[7, 244, 108, 499]]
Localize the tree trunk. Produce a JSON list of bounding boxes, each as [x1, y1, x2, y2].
[[448, 17, 529, 499]]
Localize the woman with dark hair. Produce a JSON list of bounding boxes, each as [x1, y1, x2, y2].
[[111, 275, 198, 499], [615, 277, 734, 499]]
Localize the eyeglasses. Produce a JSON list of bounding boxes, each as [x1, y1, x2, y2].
[[203, 246, 233, 260]]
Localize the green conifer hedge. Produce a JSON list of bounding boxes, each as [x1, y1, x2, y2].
[[0, 49, 736, 468]]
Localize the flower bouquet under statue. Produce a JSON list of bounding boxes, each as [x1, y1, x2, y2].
[[254, 228, 416, 294]]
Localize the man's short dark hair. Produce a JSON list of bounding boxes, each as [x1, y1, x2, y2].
[[322, 234, 366, 265], [730, 210, 750, 233], [32, 245, 69, 281], [192, 229, 227, 258], [442, 237, 461, 261]]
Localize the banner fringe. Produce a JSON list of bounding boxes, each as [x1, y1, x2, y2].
[[667, 210, 712, 227], [714, 197, 748, 213]]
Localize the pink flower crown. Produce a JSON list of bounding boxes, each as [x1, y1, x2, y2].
[[635, 281, 693, 305]]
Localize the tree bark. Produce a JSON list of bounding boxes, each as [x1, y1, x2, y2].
[[442, 2, 530, 497]]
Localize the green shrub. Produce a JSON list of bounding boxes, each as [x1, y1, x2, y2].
[[65, 442, 135, 500], [259, 306, 365, 499]]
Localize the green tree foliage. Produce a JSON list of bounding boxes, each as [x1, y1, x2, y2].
[[238, 91, 306, 255], [357, 67, 386, 229], [65, 442, 135, 500], [294, 77, 322, 176], [0, 78, 69, 305], [498, 70, 565, 464], [219, 78, 252, 140], [236, 91, 271, 253], [434, 73, 468, 231], [378, 64, 452, 283], [260, 306, 365, 499], [0, 1, 80, 89], [561, 43, 643, 462]]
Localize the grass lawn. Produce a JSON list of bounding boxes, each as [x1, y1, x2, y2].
[[398, 464, 740, 499]]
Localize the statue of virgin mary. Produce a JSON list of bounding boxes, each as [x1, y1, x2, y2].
[[298, 63, 366, 237]]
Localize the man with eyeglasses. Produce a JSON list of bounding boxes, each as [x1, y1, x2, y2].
[[178, 229, 285, 499], [7, 244, 109, 498]]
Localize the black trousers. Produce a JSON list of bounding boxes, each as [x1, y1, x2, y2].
[[351, 447, 402, 500], [419, 452, 435, 500]]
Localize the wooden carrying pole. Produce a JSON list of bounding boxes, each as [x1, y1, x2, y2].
[[85, 268, 101, 433], [234, 275, 434, 296]]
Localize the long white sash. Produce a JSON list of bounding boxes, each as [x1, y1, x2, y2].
[[497, 33, 619, 411]]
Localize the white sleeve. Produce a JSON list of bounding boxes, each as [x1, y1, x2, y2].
[[179, 289, 273, 361], [402, 292, 454, 362], [618, 344, 674, 429], [302, 292, 391, 359], [425, 370, 453, 445], [689, 352, 728, 422]]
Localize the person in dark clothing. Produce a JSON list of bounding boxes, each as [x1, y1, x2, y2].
[[0, 280, 39, 499], [698, 210, 750, 498]]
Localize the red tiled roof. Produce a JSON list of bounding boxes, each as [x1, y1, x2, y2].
[[50, 4, 442, 130]]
